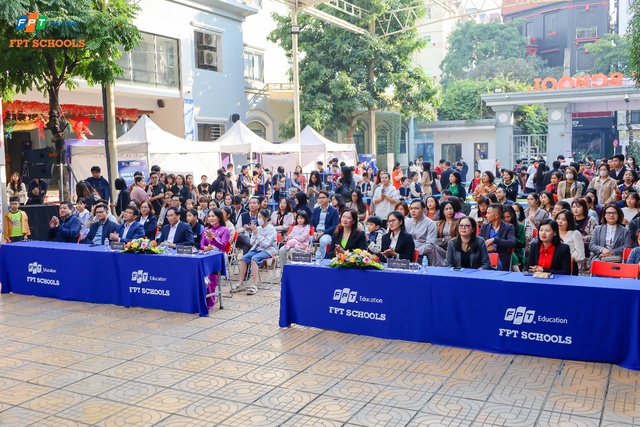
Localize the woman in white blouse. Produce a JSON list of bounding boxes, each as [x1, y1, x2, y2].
[[7, 172, 27, 204], [556, 209, 584, 275]]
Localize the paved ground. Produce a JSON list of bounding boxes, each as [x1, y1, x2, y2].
[[0, 279, 639, 426]]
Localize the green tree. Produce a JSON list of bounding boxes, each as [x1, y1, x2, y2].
[[440, 20, 527, 85], [469, 56, 563, 85], [268, 0, 440, 140], [583, 33, 631, 75], [0, 0, 141, 165], [627, 2, 640, 86], [439, 78, 547, 134]]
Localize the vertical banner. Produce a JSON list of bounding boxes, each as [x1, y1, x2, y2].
[[118, 160, 148, 186], [184, 99, 195, 141]]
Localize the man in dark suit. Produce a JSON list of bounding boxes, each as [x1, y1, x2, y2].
[[84, 204, 118, 245], [310, 190, 339, 251], [48, 201, 82, 243], [157, 207, 194, 247], [609, 154, 627, 185], [479, 203, 515, 271], [110, 206, 145, 243]]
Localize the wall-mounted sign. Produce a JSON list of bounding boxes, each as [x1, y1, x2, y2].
[[532, 72, 623, 91]]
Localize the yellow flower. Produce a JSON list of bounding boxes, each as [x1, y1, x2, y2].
[[354, 249, 362, 254], [349, 256, 356, 263]]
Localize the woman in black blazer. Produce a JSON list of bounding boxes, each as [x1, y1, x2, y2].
[[139, 201, 159, 240], [527, 218, 571, 275], [326, 208, 367, 258], [380, 211, 416, 262]]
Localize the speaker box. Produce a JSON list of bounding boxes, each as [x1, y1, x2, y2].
[[28, 165, 51, 179], [26, 148, 49, 163]]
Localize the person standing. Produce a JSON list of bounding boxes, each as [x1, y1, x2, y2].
[[3, 197, 30, 242], [7, 172, 27, 204], [85, 166, 110, 201], [372, 172, 399, 228]]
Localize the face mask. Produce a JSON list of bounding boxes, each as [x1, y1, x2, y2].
[[258, 218, 264, 226], [599, 170, 608, 177], [565, 173, 573, 179]]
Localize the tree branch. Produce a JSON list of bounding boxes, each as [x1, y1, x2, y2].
[[43, 52, 59, 84]]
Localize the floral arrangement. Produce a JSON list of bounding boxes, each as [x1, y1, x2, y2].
[[328, 249, 385, 270], [122, 238, 162, 254]]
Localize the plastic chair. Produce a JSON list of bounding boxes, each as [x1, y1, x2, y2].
[[590, 260, 639, 279], [489, 253, 499, 269], [412, 249, 419, 262], [623, 247, 632, 262]]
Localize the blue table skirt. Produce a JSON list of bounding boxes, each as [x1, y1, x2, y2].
[[280, 264, 640, 370], [0, 241, 225, 316]]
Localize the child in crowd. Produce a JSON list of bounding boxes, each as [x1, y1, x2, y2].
[[399, 177, 411, 200], [3, 197, 30, 243], [75, 197, 91, 240], [409, 171, 423, 198], [366, 216, 384, 254]]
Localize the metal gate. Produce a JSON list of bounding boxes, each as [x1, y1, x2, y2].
[[513, 135, 548, 165]]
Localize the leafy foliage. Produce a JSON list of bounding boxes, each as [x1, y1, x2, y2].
[[440, 20, 527, 86], [584, 33, 631, 75], [439, 78, 547, 134], [469, 56, 562, 86], [630, 1, 640, 87], [268, 0, 440, 140]]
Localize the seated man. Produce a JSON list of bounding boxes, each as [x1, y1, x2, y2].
[[157, 207, 194, 247], [48, 201, 82, 243], [405, 199, 437, 263], [85, 204, 118, 244], [478, 203, 516, 271], [110, 206, 145, 243]]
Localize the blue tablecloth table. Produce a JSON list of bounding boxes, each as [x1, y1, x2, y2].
[[0, 241, 225, 316]]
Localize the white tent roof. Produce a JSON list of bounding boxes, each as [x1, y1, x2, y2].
[[283, 125, 357, 153], [214, 120, 294, 154]]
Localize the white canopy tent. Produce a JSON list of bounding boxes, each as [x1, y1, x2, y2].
[[69, 115, 221, 182], [282, 125, 358, 172], [214, 121, 299, 171]]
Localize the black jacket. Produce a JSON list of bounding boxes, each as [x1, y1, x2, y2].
[[326, 229, 367, 259], [380, 230, 416, 262], [527, 242, 572, 275]]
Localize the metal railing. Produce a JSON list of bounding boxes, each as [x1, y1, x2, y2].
[[513, 134, 547, 166]]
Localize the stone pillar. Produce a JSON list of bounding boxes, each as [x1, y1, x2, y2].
[[493, 106, 516, 169], [545, 102, 571, 161]]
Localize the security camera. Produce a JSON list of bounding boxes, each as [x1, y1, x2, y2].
[[625, 94, 630, 103]]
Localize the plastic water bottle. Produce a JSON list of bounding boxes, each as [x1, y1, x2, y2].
[[104, 238, 110, 251], [315, 247, 324, 265], [421, 256, 429, 274]]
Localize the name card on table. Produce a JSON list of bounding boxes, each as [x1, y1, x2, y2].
[[176, 245, 195, 255], [110, 242, 125, 251], [291, 252, 313, 263], [387, 258, 410, 270]]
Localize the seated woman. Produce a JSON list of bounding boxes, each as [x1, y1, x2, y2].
[[138, 201, 158, 240], [200, 208, 230, 309], [425, 196, 440, 221], [626, 231, 640, 264], [469, 196, 490, 230], [279, 211, 311, 266], [556, 209, 585, 275], [326, 208, 367, 259], [445, 217, 491, 269], [271, 198, 294, 236], [434, 200, 459, 266], [379, 211, 415, 262], [236, 209, 278, 296], [524, 193, 549, 229], [589, 203, 630, 263], [503, 205, 525, 272], [527, 219, 572, 275]]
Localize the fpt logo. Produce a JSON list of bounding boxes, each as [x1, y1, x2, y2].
[[16, 12, 47, 32], [131, 270, 149, 284], [28, 262, 43, 275], [333, 288, 357, 304], [504, 306, 535, 325]]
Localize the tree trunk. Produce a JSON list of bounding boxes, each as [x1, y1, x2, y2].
[[47, 87, 69, 201]]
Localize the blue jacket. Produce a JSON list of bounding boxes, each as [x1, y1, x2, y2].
[[85, 176, 110, 201], [84, 219, 118, 244], [157, 221, 195, 246], [140, 216, 158, 240], [311, 205, 339, 236], [48, 215, 82, 243], [116, 221, 145, 243]]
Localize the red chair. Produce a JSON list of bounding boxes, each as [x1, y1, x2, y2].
[[489, 253, 499, 269], [412, 250, 419, 262], [591, 260, 639, 279], [623, 247, 632, 262]]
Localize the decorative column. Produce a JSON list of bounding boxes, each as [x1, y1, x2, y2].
[[493, 106, 516, 169], [545, 102, 571, 161]]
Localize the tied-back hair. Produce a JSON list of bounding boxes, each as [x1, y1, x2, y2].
[[386, 211, 407, 235], [334, 208, 359, 236], [454, 217, 479, 253], [538, 218, 562, 246]]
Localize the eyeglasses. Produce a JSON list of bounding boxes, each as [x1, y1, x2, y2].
[[459, 224, 472, 228], [605, 211, 618, 215]]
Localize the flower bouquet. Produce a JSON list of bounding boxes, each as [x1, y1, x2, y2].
[[121, 238, 162, 254], [328, 249, 385, 270]]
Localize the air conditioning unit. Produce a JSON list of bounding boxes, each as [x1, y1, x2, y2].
[[197, 32, 217, 48], [198, 50, 217, 67]]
